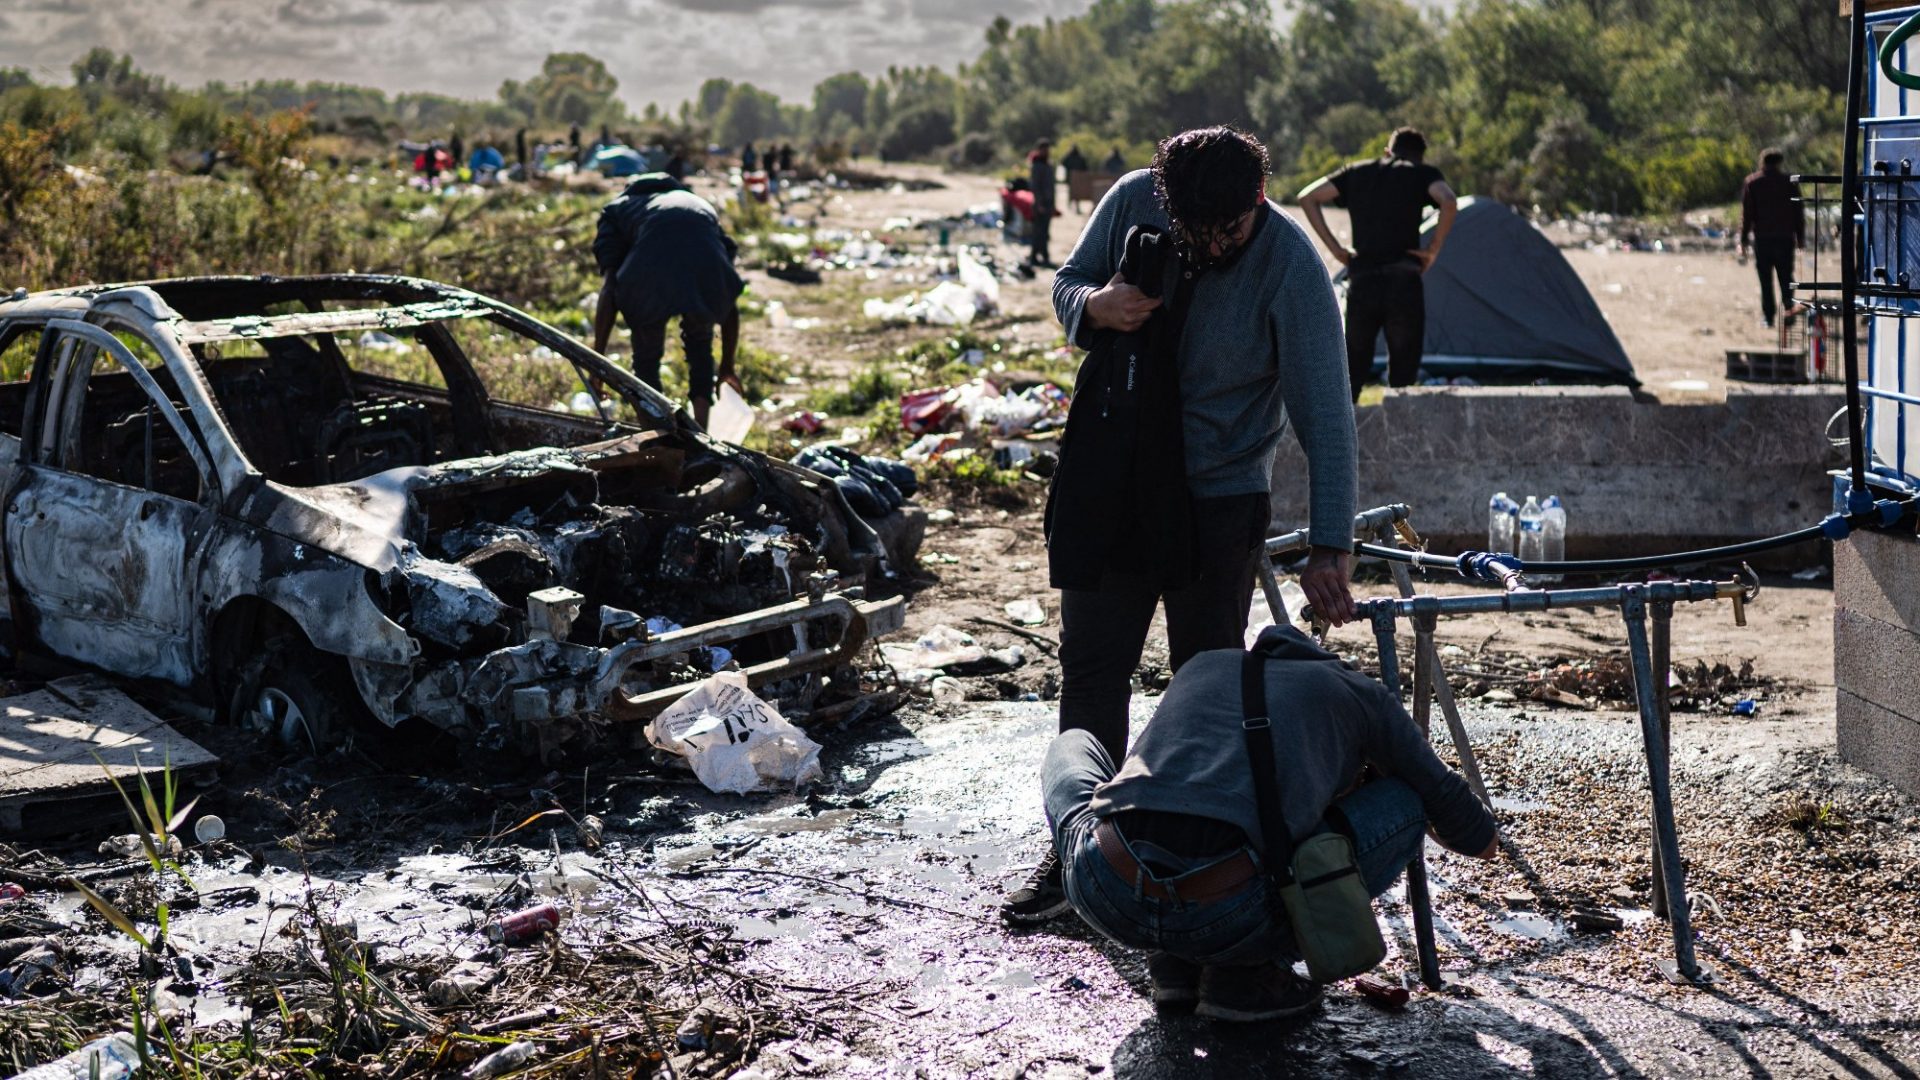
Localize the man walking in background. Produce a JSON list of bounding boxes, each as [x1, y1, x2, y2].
[[1740, 148, 1805, 329], [1030, 138, 1058, 268], [1299, 128, 1457, 400], [592, 175, 744, 429], [1002, 126, 1358, 924]]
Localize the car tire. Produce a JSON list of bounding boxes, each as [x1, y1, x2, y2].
[[229, 635, 360, 754]]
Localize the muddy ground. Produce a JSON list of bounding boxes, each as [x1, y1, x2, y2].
[[2, 168, 1914, 1078]]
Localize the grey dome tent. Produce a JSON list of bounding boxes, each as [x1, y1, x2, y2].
[[1346, 196, 1638, 386]]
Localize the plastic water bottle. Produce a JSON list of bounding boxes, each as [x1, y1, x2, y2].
[[1517, 495, 1546, 564], [12, 1033, 147, 1079], [1488, 492, 1519, 554], [1540, 496, 1567, 582]]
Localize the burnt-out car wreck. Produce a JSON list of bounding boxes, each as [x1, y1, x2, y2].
[[0, 275, 920, 759]]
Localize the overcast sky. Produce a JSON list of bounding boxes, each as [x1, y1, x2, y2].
[[0, 0, 1099, 111]]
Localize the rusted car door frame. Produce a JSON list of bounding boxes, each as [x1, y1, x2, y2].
[[3, 320, 220, 683]]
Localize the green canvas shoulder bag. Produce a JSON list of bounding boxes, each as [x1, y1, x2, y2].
[[1240, 650, 1387, 983]]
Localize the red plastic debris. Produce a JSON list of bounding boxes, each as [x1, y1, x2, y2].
[[1354, 975, 1410, 1009]]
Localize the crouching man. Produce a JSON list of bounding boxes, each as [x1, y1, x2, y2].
[[1040, 624, 1498, 1021]]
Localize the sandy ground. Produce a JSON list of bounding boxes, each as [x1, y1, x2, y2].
[[722, 163, 1812, 400]]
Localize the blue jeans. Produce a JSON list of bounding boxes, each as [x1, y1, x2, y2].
[[1041, 729, 1428, 966]]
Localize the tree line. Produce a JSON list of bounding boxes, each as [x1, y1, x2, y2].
[[2, 0, 1848, 216]]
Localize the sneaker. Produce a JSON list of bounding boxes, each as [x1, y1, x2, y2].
[[1195, 962, 1323, 1022], [1147, 952, 1201, 1010], [1000, 849, 1069, 924]]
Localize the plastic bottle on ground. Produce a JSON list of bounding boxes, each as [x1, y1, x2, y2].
[[11, 1033, 147, 1080], [1539, 496, 1567, 583], [1517, 495, 1546, 565], [764, 300, 792, 329], [1488, 492, 1518, 554]]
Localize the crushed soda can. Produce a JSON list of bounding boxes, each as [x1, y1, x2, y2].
[[1353, 975, 1410, 1009], [484, 903, 562, 945], [0, 883, 24, 903], [1731, 699, 1759, 717]]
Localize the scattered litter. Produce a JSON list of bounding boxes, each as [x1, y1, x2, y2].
[[646, 672, 824, 794], [792, 446, 916, 519], [1353, 975, 1410, 1010], [0, 883, 22, 903], [1004, 598, 1046, 626], [863, 251, 1001, 326], [193, 815, 225, 844], [707, 383, 755, 444], [1570, 907, 1625, 933], [781, 411, 827, 434], [484, 903, 563, 946], [465, 1040, 538, 1079], [577, 814, 605, 850], [99, 833, 182, 860], [356, 330, 411, 353], [1791, 565, 1831, 581], [898, 379, 1068, 439], [1732, 698, 1759, 717], [9, 1031, 147, 1080], [428, 960, 496, 1005], [926, 508, 957, 525], [930, 677, 967, 707], [882, 624, 986, 675], [880, 625, 1023, 682], [0, 938, 67, 999]]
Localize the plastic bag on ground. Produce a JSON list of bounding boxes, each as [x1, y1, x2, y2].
[[707, 383, 755, 444], [957, 249, 1001, 314], [646, 672, 824, 794]]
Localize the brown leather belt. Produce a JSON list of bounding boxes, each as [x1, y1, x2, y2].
[[1093, 819, 1259, 904]]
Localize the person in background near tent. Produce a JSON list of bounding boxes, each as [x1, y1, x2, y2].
[[1061, 144, 1090, 212], [741, 142, 758, 173], [1299, 128, 1458, 402], [1104, 146, 1127, 176], [1001, 126, 1359, 925], [665, 151, 689, 181], [778, 144, 795, 174], [515, 128, 528, 178], [568, 123, 582, 164], [449, 133, 465, 174], [592, 175, 745, 429], [1740, 148, 1805, 330], [1030, 138, 1058, 268]]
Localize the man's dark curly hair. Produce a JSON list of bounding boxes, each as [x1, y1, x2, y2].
[[1151, 126, 1271, 238]]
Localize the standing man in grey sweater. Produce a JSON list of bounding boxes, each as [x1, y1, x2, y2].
[[1003, 127, 1359, 923]]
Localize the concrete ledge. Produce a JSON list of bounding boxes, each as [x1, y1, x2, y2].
[[1835, 526, 1920, 633], [1270, 384, 1847, 564], [1837, 690, 1920, 798]]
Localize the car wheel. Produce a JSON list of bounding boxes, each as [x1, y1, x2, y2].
[[231, 637, 356, 754]]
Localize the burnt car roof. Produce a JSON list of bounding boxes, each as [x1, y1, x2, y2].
[[9, 274, 487, 323]]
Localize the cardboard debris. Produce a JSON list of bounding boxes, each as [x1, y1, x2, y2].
[[0, 675, 217, 836]]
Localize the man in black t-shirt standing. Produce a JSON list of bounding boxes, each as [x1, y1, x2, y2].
[[1299, 128, 1458, 400]]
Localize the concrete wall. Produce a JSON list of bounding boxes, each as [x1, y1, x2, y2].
[[1835, 528, 1920, 798], [1269, 385, 1848, 565]]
